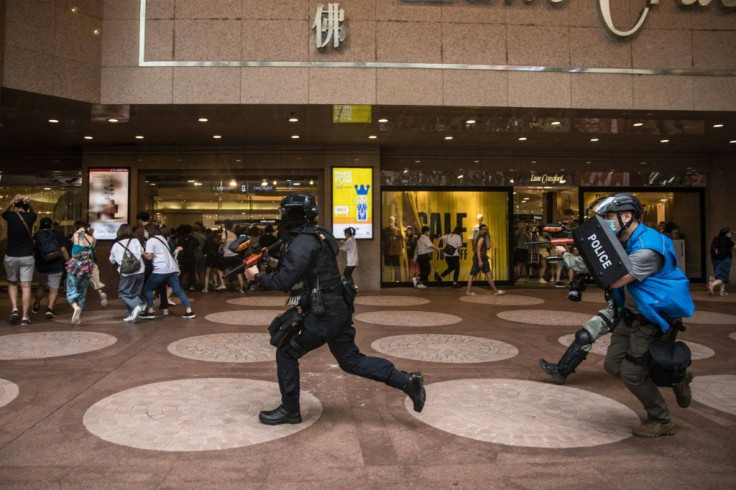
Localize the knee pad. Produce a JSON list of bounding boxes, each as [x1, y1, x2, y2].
[[573, 328, 593, 347]]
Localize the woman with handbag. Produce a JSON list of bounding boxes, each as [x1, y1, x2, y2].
[[413, 226, 440, 289], [66, 221, 96, 324], [109, 224, 145, 324], [435, 226, 464, 288]]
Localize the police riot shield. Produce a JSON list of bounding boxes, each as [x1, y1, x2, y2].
[[572, 215, 632, 289]]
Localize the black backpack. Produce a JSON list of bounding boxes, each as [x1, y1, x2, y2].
[[35, 230, 61, 261], [641, 339, 692, 387], [710, 236, 729, 261]]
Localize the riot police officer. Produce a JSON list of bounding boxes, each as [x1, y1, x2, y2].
[[245, 193, 426, 425]]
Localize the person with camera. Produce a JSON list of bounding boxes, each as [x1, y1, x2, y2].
[[244, 193, 426, 425], [2, 195, 37, 325]]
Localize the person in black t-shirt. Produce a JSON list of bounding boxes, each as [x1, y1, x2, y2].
[[2, 195, 37, 325], [33, 217, 70, 319]]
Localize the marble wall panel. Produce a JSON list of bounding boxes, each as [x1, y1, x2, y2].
[[376, 21, 442, 63], [505, 0, 567, 26], [53, 58, 100, 102], [571, 74, 633, 110], [2, 46, 57, 95], [174, 20, 241, 61], [5, 0, 56, 55], [146, 0, 175, 19], [145, 20, 174, 62], [508, 72, 571, 108], [377, 69, 442, 105], [440, 2, 505, 24], [56, 0, 103, 18], [101, 19, 139, 66], [175, 0, 241, 19], [569, 27, 631, 69], [693, 31, 736, 71], [101, 67, 173, 103], [173, 67, 241, 103], [441, 23, 506, 65], [240, 67, 309, 104], [242, 20, 310, 62], [242, 0, 310, 20], [507, 25, 569, 67], [308, 68, 376, 105], [375, 0, 442, 22], [442, 70, 508, 108], [633, 75, 694, 111], [639, 1, 736, 31], [632, 29, 693, 70], [103, 0, 140, 20], [692, 77, 736, 112], [54, 7, 102, 65], [308, 20, 376, 63]]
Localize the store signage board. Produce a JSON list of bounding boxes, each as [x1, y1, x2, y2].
[[333, 105, 372, 123], [88, 168, 130, 240], [332, 167, 373, 239]]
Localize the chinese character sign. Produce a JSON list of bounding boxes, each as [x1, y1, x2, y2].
[[313, 3, 345, 49], [332, 167, 373, 239]]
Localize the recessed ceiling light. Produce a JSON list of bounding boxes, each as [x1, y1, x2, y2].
[[291, 135, 300, 139], [531, 160, 536, 164], [198, 118, 208, 122], [83, 136, 93, 140], [235, 159, 241, 162], [108, 118, 118, 123], [660, 139, 669, 143], [261, 180, 268, 186], [71, 7, 78, 13], [457, 174, 464, 179], [369, 135, 378, 139], [465, 119, 476, 125], [194, 182, 203, 186], [414, 160, 421, 163], [590, 138, 599, 142], [518, 137, 527, 141], [633, 122, 644, 127], [473, 160, 479, 163], [43, 187, 51, 191], [288, 117, 299, 123], [309, 180, 314, 185], [730, 140, 736, 144], [229, 179, 237, 187], [213, 135, 222, 139], [713, 123, 724, 128], [444, 136, 453, 140], [92, 28, 100, 36], [273, 180, 277, 185], [378, 118, 388, 123], [551, 121, 561, 126], [293, 182, 301, 186], [187, 180, 196, 183], [640, 161, 647, 165], [585, 161, 591, 164], [135, 135, 144, 139], [48, 119, 59, 124]]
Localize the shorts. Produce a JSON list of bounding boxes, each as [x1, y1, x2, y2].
[[384, 255, 400, 267], [89, 263, 105, 290], [37, 271, 63, 289], [223, 255, 242, 270], [470, 255, 490, 275], [713, 258, 731, 283], [4, 255, 35, 282]]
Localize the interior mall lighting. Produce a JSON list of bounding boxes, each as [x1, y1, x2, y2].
[[194, 182, 203, 186], [187, 180, 196, 183], [465, 119, 476, 125], [444, 136, 453, 140], [291, 135, 300, 139], [293, 182, 301, 186], [369, 135, 378, 139], [198, 118, 208, 122], [135, 135, 144, 139], [229, 179, 237, 187], [213, 135, 222, 139], [518, 137, 527, 141], [261, 180, 268, 186], [272, 180, 277, 185], [108, 118, 118, 123], [83, 136, 93, 140], [288, 113, 299, 122], [633, 122, 644, 127], [309, 180, 314, 185], [660, 139, 670, 143], [92, 28, 100, 36], [713, 123, 724, 128], [729, 140, 736, 144], [48, 119, 59, 124], [590, 138, 599, 142], [551, 121, 561, 126], [378, 118, 388, 123]]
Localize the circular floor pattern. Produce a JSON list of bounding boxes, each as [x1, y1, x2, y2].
[[730, 332, 736, 342], [459, 294, 544, 306], [353, 295, 430, 307], [204, 310, 283, 326], [580, 294, 607, 304], [168, 333, 275, 363], [354, 310, 462, 327], [0, 331, 117, 360], [691, 374, 736, 416], [557, 334, 715, 359], [497, 310, 594, 326], [371, 334, 518, 363], [685, 310, 736, 325], [406, 378, 639, 449], [227, 297, 289, 307], [690, 291, 735, 303], [108, 297, 195, 307], [52, 310, 131, 325], [0, 379, 20, 409], [83, 378, 321, 451]]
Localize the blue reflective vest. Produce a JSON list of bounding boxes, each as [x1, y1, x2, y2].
[[613, 224, 694, 332]]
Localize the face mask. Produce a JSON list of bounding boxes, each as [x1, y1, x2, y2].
[[605, 220, 618, 234]]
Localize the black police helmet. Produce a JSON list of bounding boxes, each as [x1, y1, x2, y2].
[[279, 193, 319, 222], [593, 193, 643, 219]]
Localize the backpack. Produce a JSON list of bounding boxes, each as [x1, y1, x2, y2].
[[710, 236, 729, 261], [35, 230, 61, 261], [118, 239, 142, 274]]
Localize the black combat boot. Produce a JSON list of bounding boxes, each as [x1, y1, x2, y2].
[[539, 358, 567, 385], [258, 405, 302, 425], [403, 372, 426, 412]]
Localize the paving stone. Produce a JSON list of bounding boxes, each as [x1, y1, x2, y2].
[[0, 378, 19, 408], [52, 310, 127, 325], [0, 331, 117, 360], [371, 334, 518, 363], [497, 309, 593, 326], [459, 294, 545, 306], [167, 333, 275, 363], [353, 295, 430, 307], [686, 310, 736, 325], [226, 297, 289, 307], [204, 310, 284, 326], [691, 374, 736, 416], [354, 310, 462, 327]]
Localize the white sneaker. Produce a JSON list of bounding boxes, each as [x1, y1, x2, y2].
[[417, 283, 428, 289], [465, 290, 476, 296], [126, 304, 143, 322], [71, 305, 82, 324], [99, 292, 108, 308], [202, 288, 209, 293], [412, 277, 419, 288], [162, 308, 169, 316], [539, 278, 548, 284], [215, 285, 227, 290]]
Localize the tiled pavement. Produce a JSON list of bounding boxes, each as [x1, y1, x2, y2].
[[0, 286, 735, 488]]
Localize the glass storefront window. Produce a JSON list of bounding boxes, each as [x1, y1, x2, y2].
[[381, 189, 510, 284], [582, 190, 703, 279]]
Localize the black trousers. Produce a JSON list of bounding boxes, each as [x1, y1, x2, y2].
[[276, 310, 408, 412], [417, 253, 431, 283], [441, 255, 460, 282]]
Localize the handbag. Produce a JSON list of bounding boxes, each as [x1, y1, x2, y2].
[[443, 244, 456, 255]]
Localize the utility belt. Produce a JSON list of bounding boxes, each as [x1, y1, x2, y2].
[[622, 308, 653, 327], [268, 307, 307, 359]]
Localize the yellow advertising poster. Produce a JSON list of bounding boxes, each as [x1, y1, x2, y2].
[[332, 167, 373, 239], [332, 105, 372, 123]]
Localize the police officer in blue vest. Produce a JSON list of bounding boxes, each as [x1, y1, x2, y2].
[[245, 193, 426, 425], [594, 193, 694, 438]]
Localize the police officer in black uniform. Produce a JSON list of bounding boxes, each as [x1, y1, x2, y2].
[[245, 193, 426, 425]]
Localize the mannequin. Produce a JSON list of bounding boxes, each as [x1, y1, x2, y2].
[[382, 216, 404, 282], [471, 213, 484, 246]]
